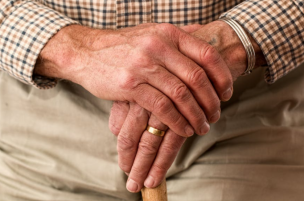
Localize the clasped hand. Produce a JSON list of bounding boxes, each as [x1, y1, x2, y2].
[[108, 24, 235, 192], [35, 22, 236, 193]]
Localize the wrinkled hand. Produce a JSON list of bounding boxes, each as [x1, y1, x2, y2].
[[35, 23, 233, 137], [109, 21, 262, 193], [110, 101, 185, 193]]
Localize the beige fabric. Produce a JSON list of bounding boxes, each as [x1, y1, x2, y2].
[[167, 64, 304, 200], [1, 64, 304, 200], [2, 0, 304, 88]]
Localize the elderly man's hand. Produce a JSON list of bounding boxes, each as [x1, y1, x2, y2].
[[110, 101, 186, 193], [109, 21, 267, 193], [35, 23, 233, 137]]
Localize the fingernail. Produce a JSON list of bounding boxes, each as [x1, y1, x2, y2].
[[200, 122, 210, 135], [185, 125, 194, 136], [144, 175, 155, 188], [222, 88, 232, 101], [126, 179, 139, 192], [209, 110, 220, 123]]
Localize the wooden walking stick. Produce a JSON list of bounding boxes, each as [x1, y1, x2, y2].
[[141, 179, 167, 201]]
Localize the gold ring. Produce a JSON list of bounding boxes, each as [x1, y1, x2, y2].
[[146, 126, 166, 137]]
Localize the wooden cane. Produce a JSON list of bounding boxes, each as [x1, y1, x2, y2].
[[141, 179, 167, 201]]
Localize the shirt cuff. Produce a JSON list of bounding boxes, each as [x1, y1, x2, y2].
[[221, 0, 304, 84], [0, 1, 79, 89]]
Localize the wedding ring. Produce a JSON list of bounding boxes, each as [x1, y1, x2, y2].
[[146, 125, 166, 137]]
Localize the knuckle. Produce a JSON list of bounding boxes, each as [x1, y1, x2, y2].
[[118, 71, 139, 91], [141, 35, 163, 52], [200, 45, 223, 67], [109, 122, 120, 136], [151, 163, 168, 176], [152, 95, 171, 114], [200, 45, 222, 65], [218, 76, 233, 92], [188, 69, 208, 88], [171, 84, 191, 102], [157, 23, 176, 32], [161, 143, 179, 157], [117, 135, 137, 153], [130, 166, 147, 178], [129, 103, 146, 117], [133, 51, 151, 66], [170, 114, 187, 133], [138, 140, 159, 156]]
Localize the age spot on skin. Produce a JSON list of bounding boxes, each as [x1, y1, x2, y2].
[[208, 37, 217, 46]]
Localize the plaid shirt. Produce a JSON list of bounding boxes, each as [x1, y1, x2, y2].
[[0, 0, 303, 89]]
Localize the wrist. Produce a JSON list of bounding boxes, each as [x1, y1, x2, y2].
[[192, 20, 266, 80], [34, 25, 102, 84]]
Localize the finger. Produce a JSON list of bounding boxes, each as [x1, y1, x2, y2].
[[148, 24, 222, 125], [163, 52, 221, 125], [132, 84, 194, 137], [109, 101, 130, 136], [180, 24, 203, 33], [117, 103, 149, 174], [178, 30, 234, 101], [143, 65, 211, 135], [126, 115, 167, 193], [144, 130, 186, 188]]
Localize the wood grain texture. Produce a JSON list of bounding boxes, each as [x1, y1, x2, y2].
[[141, 180, 167, 201]]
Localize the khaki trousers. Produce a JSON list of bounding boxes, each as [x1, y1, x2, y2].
[[1, 64, 304, 201]]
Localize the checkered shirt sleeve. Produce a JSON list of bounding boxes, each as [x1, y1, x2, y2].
[[0, 0, 78, 89], [222, 0, 304, 84], [1, 0, 303, 88]]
